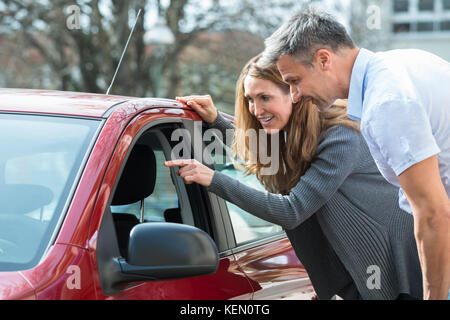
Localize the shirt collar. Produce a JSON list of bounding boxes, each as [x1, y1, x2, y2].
[[347, 48, 375, 121]]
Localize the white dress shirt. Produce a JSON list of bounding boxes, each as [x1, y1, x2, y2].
[[347, 48, 450, 213]]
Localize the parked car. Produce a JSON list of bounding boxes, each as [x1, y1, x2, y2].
[[0, 88, 315, 300]]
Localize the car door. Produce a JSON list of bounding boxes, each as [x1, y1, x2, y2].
[[89, 108, 254, 300], [202, 122, 316, 300]]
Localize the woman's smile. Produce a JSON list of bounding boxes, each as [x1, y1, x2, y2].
[[259, 115, 275, 125]]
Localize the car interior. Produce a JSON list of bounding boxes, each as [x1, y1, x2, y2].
[[0, 114, 99, 272], [110, 144, 157, 258], [0, 184, 53, 269], [109, 123, 203, 258]]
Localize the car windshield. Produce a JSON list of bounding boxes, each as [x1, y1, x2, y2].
[[0, 113, 100, 271]]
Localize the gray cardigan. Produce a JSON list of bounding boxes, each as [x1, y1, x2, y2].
[[207, 112, 423, 300]]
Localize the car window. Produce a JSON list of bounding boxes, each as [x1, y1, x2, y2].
[[204, 126, 283, 245], [0, 114, 100, 271], [109, 126, 197, 257], [218, 164, 283, 245], [110, 149, 178, 223]]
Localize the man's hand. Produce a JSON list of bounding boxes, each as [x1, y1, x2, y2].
[[398, 155, 450, 300], [164, 159, 215, 187], [176, 95, 218, 124]]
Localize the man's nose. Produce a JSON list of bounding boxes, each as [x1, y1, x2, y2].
[[290, 86, 302, 103]]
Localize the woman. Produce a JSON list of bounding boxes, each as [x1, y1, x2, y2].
[[165, 55, 422, 300]]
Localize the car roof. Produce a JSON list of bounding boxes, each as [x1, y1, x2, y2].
[[0, 88, 186, 118]]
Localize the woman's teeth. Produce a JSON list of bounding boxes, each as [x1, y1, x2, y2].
[[261, 116, 274, 123]]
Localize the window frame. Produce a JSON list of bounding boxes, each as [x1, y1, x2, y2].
[[180, 118, 233, 254], [98, 115, 234, 256], [197, 118, 287, 255]]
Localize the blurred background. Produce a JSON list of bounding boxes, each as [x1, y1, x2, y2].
[[1, 0, 449, 115]]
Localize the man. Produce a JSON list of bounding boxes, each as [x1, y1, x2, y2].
[[260, 9, 450, 300]]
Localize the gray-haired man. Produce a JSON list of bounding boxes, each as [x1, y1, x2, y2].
[[260, 9, 450, 300]]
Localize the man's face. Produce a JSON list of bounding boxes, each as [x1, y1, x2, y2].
[[276, 54, 336, 111]]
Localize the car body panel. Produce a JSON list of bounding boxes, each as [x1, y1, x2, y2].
[[0, 88, 191, 118], [90, 255, 254, 300], [234, 238, 315, 300], [0, 88, 128, 118], [19, 244, 95, 299]]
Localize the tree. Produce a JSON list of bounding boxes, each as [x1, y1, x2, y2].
[[0, 0, 147, 95], [178, 30, 265, 114], [0, 0, 309, 101]]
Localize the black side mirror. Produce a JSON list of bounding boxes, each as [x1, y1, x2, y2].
[[113, 222, 219, 286]]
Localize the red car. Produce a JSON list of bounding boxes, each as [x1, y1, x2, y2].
[[0, 88, 315, 300]]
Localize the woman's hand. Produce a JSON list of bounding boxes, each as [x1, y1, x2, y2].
[[164, 159, 215, 187], [176, 95, 218, 124]]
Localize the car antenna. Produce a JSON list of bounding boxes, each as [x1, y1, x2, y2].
[[106, 8, 142, 95]]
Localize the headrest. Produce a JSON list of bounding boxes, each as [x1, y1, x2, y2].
[[111, 144, 157, 206], [0, 184, 53, 214]]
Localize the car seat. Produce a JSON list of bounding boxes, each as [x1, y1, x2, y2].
[[110, 144, 156, 258]]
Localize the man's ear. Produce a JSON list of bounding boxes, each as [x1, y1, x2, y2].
[[314, 49, 332, 71]]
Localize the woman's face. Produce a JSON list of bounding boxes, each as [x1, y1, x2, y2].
[[244, 75, 292, 134]]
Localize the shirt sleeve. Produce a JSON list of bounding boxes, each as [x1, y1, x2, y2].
[[207, 112, 235, 149], [207, 125, 362, 230], [361, 99, 440, 177]]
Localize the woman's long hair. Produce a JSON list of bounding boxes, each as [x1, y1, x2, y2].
[[233, 55, 359, 195]]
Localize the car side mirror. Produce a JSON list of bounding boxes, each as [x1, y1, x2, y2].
[[115, 222, 219, 283]]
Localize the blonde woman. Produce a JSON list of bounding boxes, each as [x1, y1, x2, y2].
[[165, 55, 422, 300]]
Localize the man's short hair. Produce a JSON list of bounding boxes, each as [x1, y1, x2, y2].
[[260, 9, 355, 67]]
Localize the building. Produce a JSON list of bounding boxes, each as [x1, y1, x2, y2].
[[312, 0, 450, 60], [386, 0, 450, 60]]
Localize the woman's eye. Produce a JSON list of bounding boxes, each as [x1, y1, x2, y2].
[[261, 95, 270, 101]]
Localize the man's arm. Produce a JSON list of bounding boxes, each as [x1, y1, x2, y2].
[[398, 155, 450, 300]]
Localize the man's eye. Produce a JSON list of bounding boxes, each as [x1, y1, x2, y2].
[[261, 95, 270, 101]]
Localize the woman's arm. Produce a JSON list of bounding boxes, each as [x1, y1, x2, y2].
[[207, 112, 235, 149], [166, 125, 362, 230]]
